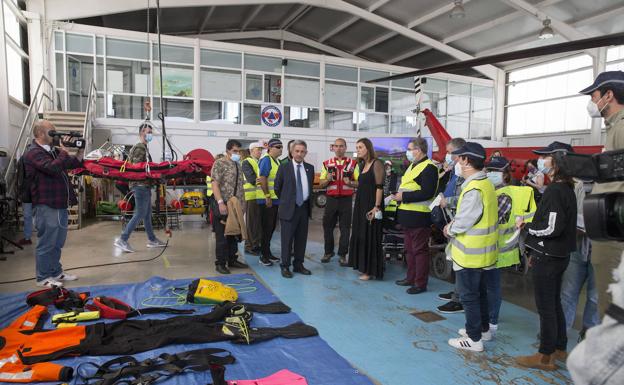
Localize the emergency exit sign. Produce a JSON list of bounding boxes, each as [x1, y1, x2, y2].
[[272, 133, 281, 139]]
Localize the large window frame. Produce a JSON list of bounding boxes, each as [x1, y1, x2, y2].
[[4, 0, 29, 104]]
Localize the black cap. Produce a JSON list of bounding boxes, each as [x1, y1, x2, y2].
[[485, 156, 510, 171], [451, 142, 486, 160], [579, 71, 624, 95], [268, 138, 283, 147], [532, 141, 574, 155]]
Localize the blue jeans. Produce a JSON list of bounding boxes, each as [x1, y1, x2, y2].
[[485, 268, 502, 326], [121, 186, 156, 242], [456, 268, 490, 342], [561, 241, 599, 330], [23, 202, 33, 240], [34, 204, 67, 281]]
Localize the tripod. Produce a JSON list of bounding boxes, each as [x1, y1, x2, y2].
[[0, 198, 23, 260]]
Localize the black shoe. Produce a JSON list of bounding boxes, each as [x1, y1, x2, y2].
[[216, 265, 231, 275], [268, 254, 281, 262], [281, 267, 293, 278], [406, 286, 427, 295], [245, 248, 260, 256], [395, 279, 412, 286], [437, 301, 464, 313], [321, 253, 334, 263], [339, 256, 349, 267], [259, 257, 273, 266], [229, 260, 249, 269], [438, 291, 454, 301], [293, 265, 312, 275]]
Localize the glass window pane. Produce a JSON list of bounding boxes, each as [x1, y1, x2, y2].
[[246, 74, 262, 101], [66, 34, 93, 54], [201, 68, 241, 101], [96, 57, 104, 90], [472, 85, 492, 99], [107, 38, 149, 60], [607, 45, 624, 62], [325, 81, 357, 110], [55, 53, 64, 88], [421, 92, 446, 117], [153, 97, 194, 121], [243, 104, 261, 125], [325, 64, 357, 82], [54, 31, 64, 51], [390, 115, 418, 134], [6, 46, 23, 101], [66, 55, 94, 106], [607, 62, 624, 72], [448, 95, 470, 119], [200, 101, 240, 124], [424, 78, 447, 93], [449, 81, 470, 95], [56, 90, 65, 111], [244, 54, 282, 73], [201, 49, 241, 68], [285, 107, 319, 128], [96, 37, 104, 56], [509, 55, 592, 82], [360, 86, 374, 110], [505, 95, 591, 136], [390, 89, 415, 115], [153, 44, 194, 64], [360, 69, 389, 86], [447, 119, 469, 138], [4, 3, 21, 45], [325, 110, 356, 131], [96, 93, 105, 118], [470, 121, 491, 139], [358, 113, 388, 133], [264, 75, 281, 103], [285, 60, 319, 77], [472, 97, 492, 122], [154, 65, 193, 97], [375, 87, 388, 113], [284, 77, 319, 107], [391, 76, 414, 89], [107, 95, 150, 119], [107, 58, 150, 94]]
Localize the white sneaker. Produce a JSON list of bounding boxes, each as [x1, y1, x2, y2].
[[448, 336, 484, 352], [36, 278, 63, 288], [114, 238, 135, 253], [146, 238, 167, 248], [54, 272, 78, 281], [459, 328, 493, 341]]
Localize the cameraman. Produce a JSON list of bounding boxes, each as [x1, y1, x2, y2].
[[23, 120, 83, 287]]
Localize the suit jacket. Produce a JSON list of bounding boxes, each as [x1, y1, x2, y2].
[[274, 159, 314, 221]]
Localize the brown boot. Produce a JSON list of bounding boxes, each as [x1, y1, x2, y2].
[[515, 352, 557, 371], [552, 350, 567, 363]]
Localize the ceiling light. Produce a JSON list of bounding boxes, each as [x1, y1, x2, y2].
[[449, 0, 466, 19], [538, 18, 554, 39]]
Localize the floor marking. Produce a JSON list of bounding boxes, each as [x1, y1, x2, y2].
[[163, 256, 171, 268]]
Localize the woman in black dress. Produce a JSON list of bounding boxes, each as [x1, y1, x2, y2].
[[344, 138, 384, 280]]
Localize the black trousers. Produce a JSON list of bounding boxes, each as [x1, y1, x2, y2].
[[532, 253, 570, 355], [322, 196, 352, 257], [260, 204, 278, 258], [211, 206, 238, 267], [280, 204, 309, 268], [245, 200, 262, 251]]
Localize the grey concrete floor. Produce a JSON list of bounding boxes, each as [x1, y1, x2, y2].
[[1, 208, 622, 330]]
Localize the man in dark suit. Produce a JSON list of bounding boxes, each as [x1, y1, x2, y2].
[[274, 140, 314, 278]]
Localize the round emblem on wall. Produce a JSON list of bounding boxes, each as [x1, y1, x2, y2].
[[261, 105, 283, 128]]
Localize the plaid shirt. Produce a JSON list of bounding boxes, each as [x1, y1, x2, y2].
[[23, 141, 82, 209], [497, 193, 512, 225]]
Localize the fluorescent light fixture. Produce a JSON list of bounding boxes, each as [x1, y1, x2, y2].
[[539, 18, 554, 39], [449, 0, 466, 19]]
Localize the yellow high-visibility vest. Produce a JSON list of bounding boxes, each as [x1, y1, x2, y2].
[[206, 176, 213, 198], [397, 159, 437, 213], [242, 157, 262, 201], [450, 177, 498, 269], [261, 154, 280, 200], [495, 185, 537, 268]]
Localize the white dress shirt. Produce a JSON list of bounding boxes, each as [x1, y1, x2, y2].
[[292, 160, 310, 202]]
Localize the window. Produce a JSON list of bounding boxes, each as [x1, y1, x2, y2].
[[243, 104, 261, 125], [200, 101, 240, 123], [153, 97, 194, 121], [607, 45, 624, 72], [153, 44, 194, 65], [285, 107, 319, 128], [201, 68, 241, 101], [284, 76, 319, 107], [325, 110, 356, 131], [285, 60, 319, 77], [107, 38, 149, 61], [201, 49, 241, 68], [360, 86, 374, 110], [325, 81, 357, 110], [66, 33, 93, 54], [107, 95, 150, 119], [358, 113, 388, 133], [506, 55, 593, 135], [5, 1, 29, 104], [244, 54, 282, 73], [154, 64, 193, 97], [108, 59, 150, 95], [326, 64, 357, 82]]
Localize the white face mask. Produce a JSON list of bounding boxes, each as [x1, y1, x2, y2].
[[230, 153, 241, 162], [586, 96, 607, 118], [487, 171, 504, 187], [537, 158, 551, 174], [445, 153, 454, 166], [454, 162, 463, 178], [405, 149, 415, 162], [145, 133, 153, 142]]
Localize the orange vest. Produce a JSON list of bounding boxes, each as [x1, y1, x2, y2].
[[323, 157, 356, 197]]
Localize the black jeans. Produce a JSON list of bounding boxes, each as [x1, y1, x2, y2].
[[260, 204, 278, 258], [532, 252, 570, 354], [322, 196, 352, 257], [211, 206, 238, 267]]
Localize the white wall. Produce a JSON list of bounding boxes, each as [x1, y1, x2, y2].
[[505, 130, 606, 147]]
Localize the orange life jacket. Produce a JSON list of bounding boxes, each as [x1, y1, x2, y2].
[[323, 157, 356, 197]]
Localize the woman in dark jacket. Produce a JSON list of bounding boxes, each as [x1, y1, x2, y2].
[[515, 142, 577, 371]]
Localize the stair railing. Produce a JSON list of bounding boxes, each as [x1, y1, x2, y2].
[[82, 79, 97, 153]]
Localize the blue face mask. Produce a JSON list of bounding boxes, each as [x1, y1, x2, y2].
[[231, 153, 241, 162], [445, 153, 454, 166], [406, 150, 415, 162], [537, 158, 550, 174], [145, 133, 153, 143], [487, 171, 504, 187]]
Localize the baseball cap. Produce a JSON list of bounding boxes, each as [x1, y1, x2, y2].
[[268, 138, 283, 147], [485, 156, 510, 170], [451, 142, 486, 160], [249, 142, 263, 150], [532, 141, 574, 155], [579, 71, 624, 95]]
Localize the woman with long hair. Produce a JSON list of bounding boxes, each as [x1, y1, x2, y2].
[[344, 138, 385, 280], [515, 142, 577, 371]]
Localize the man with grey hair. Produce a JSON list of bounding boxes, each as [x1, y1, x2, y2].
[[22, 120, 84, 287]]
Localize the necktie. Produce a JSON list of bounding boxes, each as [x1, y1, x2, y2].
[[296, 164, 304, 206]]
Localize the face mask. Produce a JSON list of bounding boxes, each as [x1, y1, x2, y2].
[[445, 153, 454, 166], [487, 171, 504, 187], [145, 133, 153, 142], [230, 154, 241, 162], [586, 96, 607, 118], [406, 150, 415, 162], [454, 162, 463, 178], [537, 158, 551, 174], [41, 144, 51, 152]]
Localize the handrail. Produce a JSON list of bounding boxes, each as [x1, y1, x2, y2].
[[83, 79, 98, 153]]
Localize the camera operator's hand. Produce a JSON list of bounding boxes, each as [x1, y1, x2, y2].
[[58, 135, 72, 153]]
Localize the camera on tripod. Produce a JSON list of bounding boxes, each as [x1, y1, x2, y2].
[[555, 149, 624, 241], [49, 130, 85, 149]]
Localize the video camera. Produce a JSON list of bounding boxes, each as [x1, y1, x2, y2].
[[48, 130, 85, 149], [555, 149, 624, 241]]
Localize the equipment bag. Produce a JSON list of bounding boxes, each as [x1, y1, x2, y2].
[[86, 296, 195, 320], [26, 287, 89, 311], [187, 279, 238, 304]]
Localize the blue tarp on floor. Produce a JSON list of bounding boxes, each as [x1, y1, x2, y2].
[[0, 274, 374, 385]]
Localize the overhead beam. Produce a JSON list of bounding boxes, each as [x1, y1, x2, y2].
[[319, 16, 358, 42], [385, 46, 430, 64], [197, 6, 216, 35], [241, 5, 264, 31], [500, 0, 587, 41], [279, 4, 310, 29]]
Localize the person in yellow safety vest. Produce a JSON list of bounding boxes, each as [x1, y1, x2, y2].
[[391, 138, 439, 295], [444, 142, 498, 353], [257, 139, 283, 266], [242, 142, 264, 256], [482, 156, 537, 337], [205, 176, 213, 198]]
